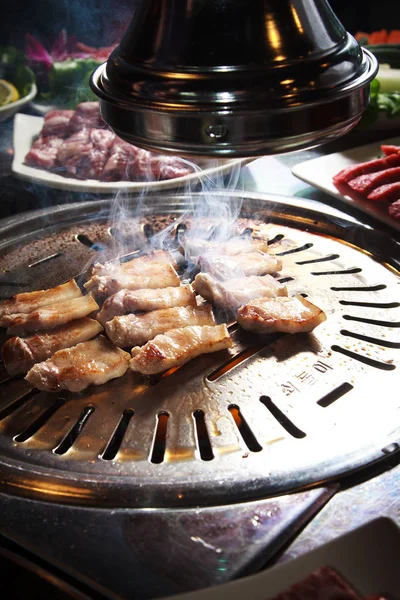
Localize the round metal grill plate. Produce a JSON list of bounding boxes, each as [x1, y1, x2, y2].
[[0, 193, 399, 508]]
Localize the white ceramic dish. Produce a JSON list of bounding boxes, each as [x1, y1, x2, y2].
[[12, 114, 246, 194], [162, 517, 400, 600], [292, 136, 400, 232], [0, 83, 37, 123]]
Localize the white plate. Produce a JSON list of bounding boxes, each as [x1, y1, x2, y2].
[[292, 137, 400, 232], [162, 517, 400, 600], [12, 114, 246, 194], [0, 83, 37, 123]]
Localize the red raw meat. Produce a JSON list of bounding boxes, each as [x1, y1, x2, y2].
[[77, 129, 115, 180], [151, 155, 193, 180], [56, 129, 92, 176], [69, 102, 104, 132], [42, 109, 74, 137], [24, 101, 199, 184], [25, 135, 64, 169], [347, 166, 400, 195], [333, 153, 400, 184], [388, 199, 400, 220], [128, 150, 194, 181], [102, 139, 141, 181], [127, 148, 153, 180], [380, 144, 400, 156], [268, 566, 362, 599], [367, 182, 400, 202]]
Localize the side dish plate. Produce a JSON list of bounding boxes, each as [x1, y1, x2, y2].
[[292, 136, 400, 233]]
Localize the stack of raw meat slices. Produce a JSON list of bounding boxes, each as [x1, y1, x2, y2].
[[25, 102, 195, 183], [333, 144, 400, 221]]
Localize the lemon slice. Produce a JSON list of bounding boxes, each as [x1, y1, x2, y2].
[[0, 80, 20, 106]]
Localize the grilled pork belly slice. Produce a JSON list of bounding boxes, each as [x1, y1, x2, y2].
[[237, 295, 326, 334], [5, 293, 99, 336], [199, 251, 282, 279], [87, 250, 177, 281], [0, 279, 82, 323], [25, 335, 130, 393], [106, 304, 215, 348], [86, 263, 181, 299], [129, 324, 233, 375], [3, 318, 103, 376], [185, 237, 270, 258], [193, 273, 287, 310], [85, 250, 179, 297], [97, 284, 196, 325]]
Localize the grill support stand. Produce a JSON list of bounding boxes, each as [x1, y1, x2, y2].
[[0, 486, 334, 599]]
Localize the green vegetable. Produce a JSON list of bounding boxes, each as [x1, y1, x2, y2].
[[357, 64, 400, 129], [42, 58, 101, 107], [375, 65, 400, 93], [0, 46, 35, 97]]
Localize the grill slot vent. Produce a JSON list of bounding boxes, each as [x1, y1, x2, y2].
[[296, 254, 340, 265], [75, 233, 105, 252], [0, 390, 37, 422], [109, 227, 130, 245], [339, 301, 400, 309], [343, 315, 400, 328], [143, 223, 154, 240], [267, 234, 284, 245], [207, 346, 264, 382], [29, 253, 62, 268], [14, 398, 65, 442], [312, 267, 362, 276], [193, 410, 214, 461], [150, 412, 169, 464], [317, 383, 353, 408], [54, 406, 95, 455], [0, 199, 398, 506], [276, 243, 313, 256], [331, 284, 386, 292], [340, 329, 400, 349], [119, 250, 141, 264], [102, 409, 134, 461], [228, 405, 262, 452], [260, 396, 306, 439], [331, 345, 396, 370]]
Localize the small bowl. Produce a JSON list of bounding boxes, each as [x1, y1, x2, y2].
[[0, 83, 37, 123]]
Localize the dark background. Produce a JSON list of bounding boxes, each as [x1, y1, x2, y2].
[[1, 0, 398, 53]]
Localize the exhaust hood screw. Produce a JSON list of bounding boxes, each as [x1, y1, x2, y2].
[[206, 125, 228, 140]]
